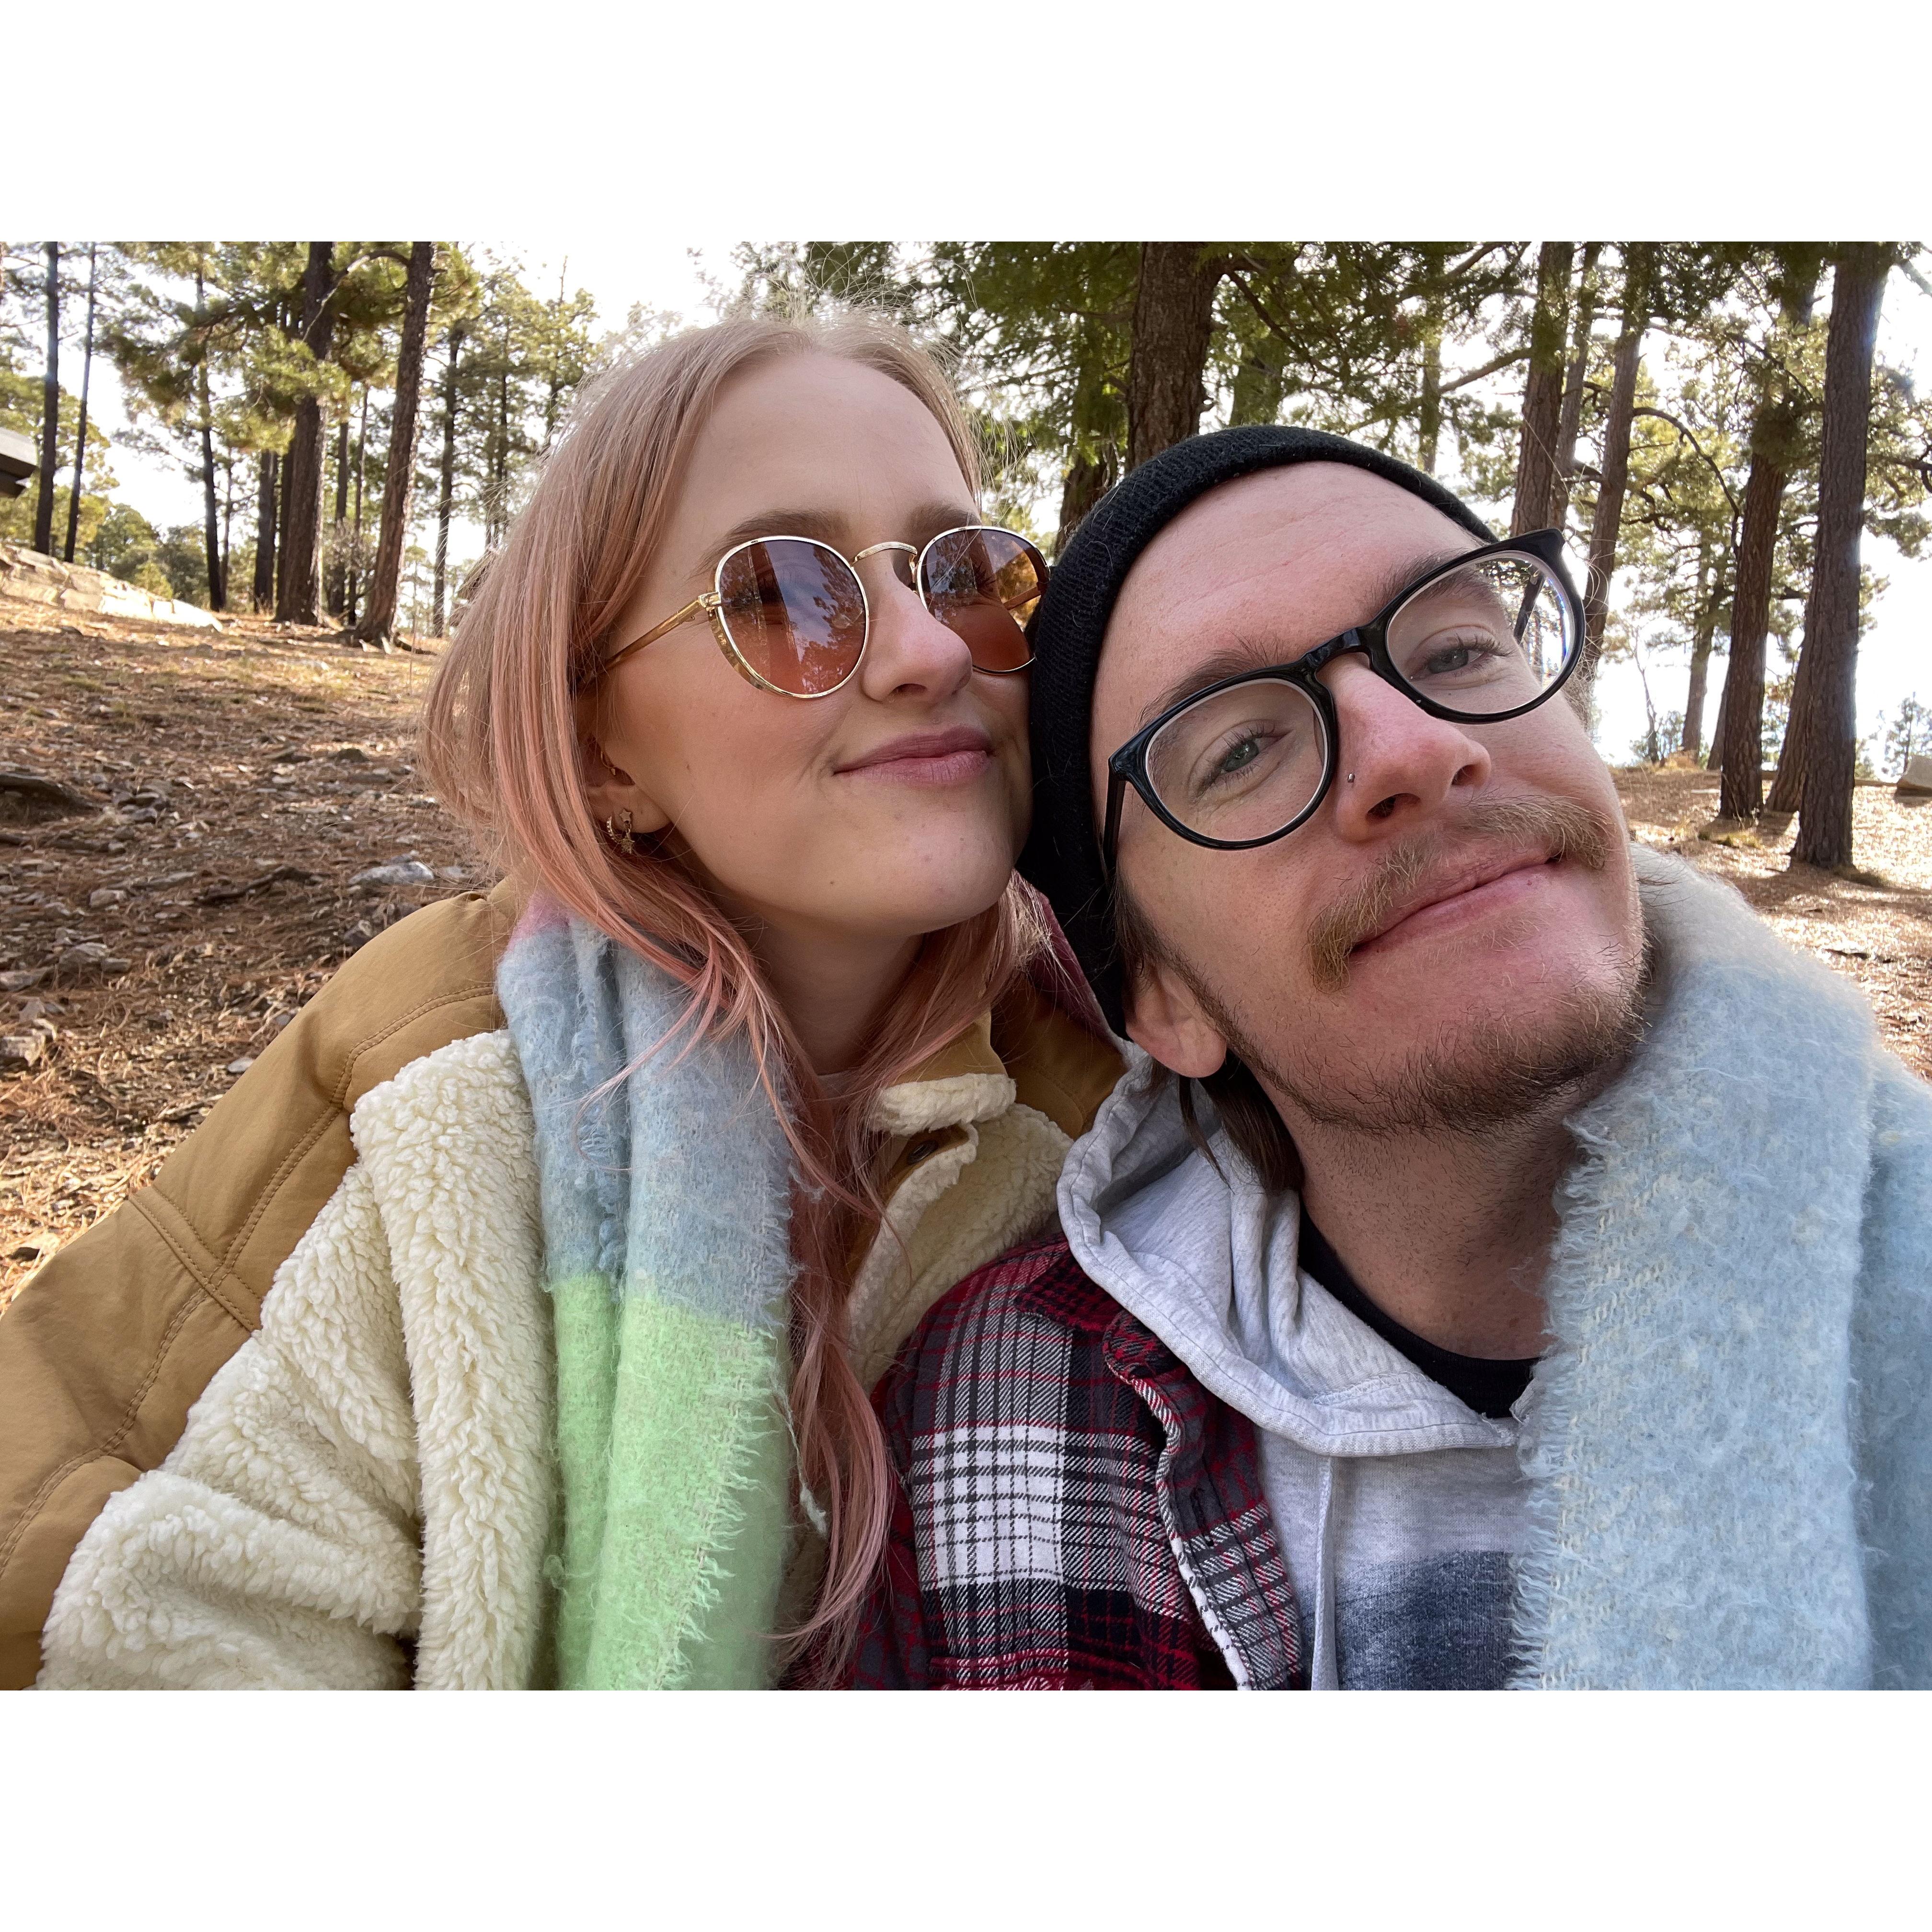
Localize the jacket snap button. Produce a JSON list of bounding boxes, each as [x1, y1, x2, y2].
[[905, 1138, 941, 1167]]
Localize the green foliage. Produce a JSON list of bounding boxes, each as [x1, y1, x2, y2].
[[1881, 694, 1930, 776]]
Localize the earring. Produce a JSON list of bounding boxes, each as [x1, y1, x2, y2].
[[603, 809, 636, 856]]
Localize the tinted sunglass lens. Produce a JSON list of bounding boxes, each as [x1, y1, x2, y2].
[[920, 528, 1043, 672], [716, 538, 866, 695]]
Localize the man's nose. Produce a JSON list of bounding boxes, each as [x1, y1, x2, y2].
[[855, 547, 973, 701], [1320, 653, 1491, 834]]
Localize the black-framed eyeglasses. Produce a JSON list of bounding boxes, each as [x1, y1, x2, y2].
[[1102, 529, 1584, 876]]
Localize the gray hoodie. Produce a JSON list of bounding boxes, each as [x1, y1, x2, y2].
[[1058, 1056, 1531, 1689]]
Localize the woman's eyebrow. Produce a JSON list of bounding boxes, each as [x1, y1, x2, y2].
[[701, 499, 983, 575]]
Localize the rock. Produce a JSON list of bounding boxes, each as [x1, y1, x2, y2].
[[225, 1057, 255, 1076], [57, 943, 130, 978], [1898, 754, 1932, 800], [0, 967, 46, 992], [436, 867, 467, 882], [352, 859, 435, 888], [88, 887, 126, 909], [1, 1030, 46, 1069]]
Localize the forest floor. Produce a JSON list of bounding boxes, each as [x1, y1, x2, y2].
[[3, 594, 1930, 1315]]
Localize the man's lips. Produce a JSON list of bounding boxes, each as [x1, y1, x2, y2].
[[1351, 849, 1562, 955]]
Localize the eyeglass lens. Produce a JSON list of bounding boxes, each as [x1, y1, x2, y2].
[[918, 528, 1043, 673], [1141, 553, 1576, 843], [716, 537, 868, 696], [1383, 553, 1575, 716]]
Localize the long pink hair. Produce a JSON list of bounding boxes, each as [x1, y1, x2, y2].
[[418, 310, 1044, 1679]]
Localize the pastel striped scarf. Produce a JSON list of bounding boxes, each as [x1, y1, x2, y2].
[[498, 902, 797, 1688]]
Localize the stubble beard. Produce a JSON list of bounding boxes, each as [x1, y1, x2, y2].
[[1150, 797, 1649, 1139]]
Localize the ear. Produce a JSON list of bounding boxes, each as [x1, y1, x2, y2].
[[1122, 954, 1230, 1080], [573, 686, 671, 837]]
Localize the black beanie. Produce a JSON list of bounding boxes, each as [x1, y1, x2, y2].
[[1020, 425, 1496, 1036]]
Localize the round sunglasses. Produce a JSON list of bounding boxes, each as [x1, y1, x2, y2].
[[590, 525, 1047, 699]]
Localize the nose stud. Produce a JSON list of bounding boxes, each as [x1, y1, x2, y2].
[[1346, 771, 1356, 785]]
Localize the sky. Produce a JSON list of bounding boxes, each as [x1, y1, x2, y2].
[[81, 240, 1932, 770]]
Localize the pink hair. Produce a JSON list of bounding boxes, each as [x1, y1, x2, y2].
[[418, 310, 1045, 1680]]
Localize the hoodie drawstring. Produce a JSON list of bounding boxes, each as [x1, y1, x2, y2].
[[1311, 1456, 1340, 1690]]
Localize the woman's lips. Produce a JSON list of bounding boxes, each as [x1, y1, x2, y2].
[[836, 728, 995, 787]]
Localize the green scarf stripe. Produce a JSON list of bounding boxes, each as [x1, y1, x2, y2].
[[551, 1284, 792, 1689]]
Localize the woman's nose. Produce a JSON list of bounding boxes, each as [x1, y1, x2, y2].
[[856, 551, 973, 701]]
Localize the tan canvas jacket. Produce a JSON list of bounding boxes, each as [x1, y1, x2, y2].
[[0, 885, 1119, 1687]]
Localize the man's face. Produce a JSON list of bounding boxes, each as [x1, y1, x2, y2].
[[1092, 463, 1645, 1135]]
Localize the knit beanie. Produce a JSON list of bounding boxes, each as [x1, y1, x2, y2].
[[1020, 425, 1497, 1035]]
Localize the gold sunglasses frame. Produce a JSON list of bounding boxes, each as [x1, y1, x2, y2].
[[587, 526, 1043, 700]]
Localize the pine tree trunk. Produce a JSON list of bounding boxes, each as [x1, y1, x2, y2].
[[253, 452, 278, 611], [1788, 246, 1890, 871], [194, 267, 226, 611], [1575, 244, 1654, 715], [355, 242, 437, 651], [1510, 242, 1573, 535], [276, 242, 336, 624], [34, 243, 60, 556], [62, 244, 97, 564], [1682, 541, 1717, 757], [325, 414, 350, 617], [1728, 252, 1826, 817], [1553, 243, 1602, 529], [1416, 313, 1443, 475], [1127, 244, 1225, 468], [433, 323, 463, 634], [1705, 687, 1727, 771], [348, 387, 368, 627]]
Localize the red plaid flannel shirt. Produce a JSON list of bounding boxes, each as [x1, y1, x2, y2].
[[848, 1233, 1308, 1689]]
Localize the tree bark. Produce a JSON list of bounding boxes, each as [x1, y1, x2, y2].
[[1681, 538, 1717, 758], [194, 265, 226, 611], [1787, 246, 1891, 870], [348, 386, 368, 627], [276, 242, 336, 624], [355, 242, 437, 650], [1127, 244, 1224, 469], [34, 243, 60, 556], [433, 323, 464, 634], [1575, 244, 1655, 715], [1722, 250, 1825, 817], [1510, 242, 1573, 535], [325, 414, 350, 617], [1416, 312, 1443, 476], [1552, 242, 1602, 529], [252, 452, 278, 611], [62, 244, 98, 564]]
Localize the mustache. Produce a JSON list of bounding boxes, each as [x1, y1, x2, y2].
[[1306, 796, 1618, 993]]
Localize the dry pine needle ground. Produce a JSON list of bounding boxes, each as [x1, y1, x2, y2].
[[3, 598, 1929, 1314]]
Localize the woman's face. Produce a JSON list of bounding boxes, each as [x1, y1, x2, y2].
[[583, 353, 1031, 952]]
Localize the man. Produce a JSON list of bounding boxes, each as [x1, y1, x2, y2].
[[850, 426, 1932, 1690]]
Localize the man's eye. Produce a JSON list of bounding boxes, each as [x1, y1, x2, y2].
[[1412, 628, 1505, 678]]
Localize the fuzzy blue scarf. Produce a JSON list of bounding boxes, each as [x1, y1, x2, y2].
[[1511, 848, 1932, 1688], [497, 902, 798, 1689]]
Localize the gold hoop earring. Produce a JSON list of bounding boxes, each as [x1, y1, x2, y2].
[[603, 809, 636, 857]]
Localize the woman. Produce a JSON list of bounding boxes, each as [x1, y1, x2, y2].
[[2, 310, 1119, 1689]]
